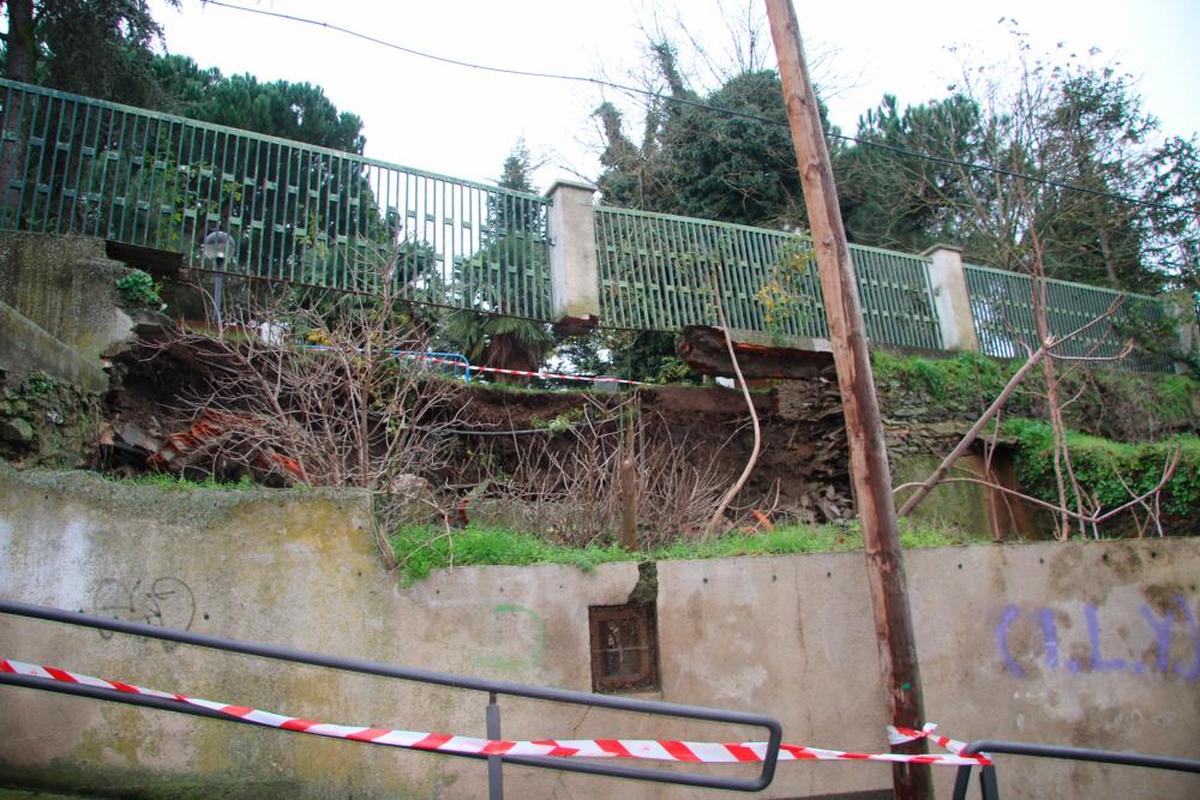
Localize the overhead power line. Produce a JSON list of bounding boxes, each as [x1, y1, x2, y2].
[[204, 0, 1188, 215]]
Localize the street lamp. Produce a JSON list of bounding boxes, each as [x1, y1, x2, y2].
[[202, 229, 236, 325]]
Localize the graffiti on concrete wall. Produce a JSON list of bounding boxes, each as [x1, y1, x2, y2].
[[92, 577, 195, 651], [995, 595, 1200, 681], [472, 603, 545, 674]]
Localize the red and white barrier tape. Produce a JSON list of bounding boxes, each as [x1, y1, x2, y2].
[[0, 658, 989, 767], [420, 355, 648, 386], [305, 345, 647, 386], [889, 722, 980, 760]]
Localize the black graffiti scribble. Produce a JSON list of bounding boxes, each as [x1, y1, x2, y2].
[[92, 577, 196, 652]]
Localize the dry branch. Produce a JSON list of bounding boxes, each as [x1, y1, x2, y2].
[[703, 277, 762, 540], [894, 446, 1180, 528], [897, 294, 1130, 521]]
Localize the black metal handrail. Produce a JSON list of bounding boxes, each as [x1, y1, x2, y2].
[[0, 598, 782, 796], [951, 739, 1200, 800]]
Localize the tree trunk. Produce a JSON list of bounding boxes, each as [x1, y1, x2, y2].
[[1098, 227, 1118, 286], [1, 0, 38, 222], [5, 0, 38, 83]]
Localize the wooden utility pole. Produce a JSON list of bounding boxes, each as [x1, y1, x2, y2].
[[762, 2, 932, 798]]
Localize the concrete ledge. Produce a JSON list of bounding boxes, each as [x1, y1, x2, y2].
[[0, 300, 108, 391], [0, 233, 133, 362]]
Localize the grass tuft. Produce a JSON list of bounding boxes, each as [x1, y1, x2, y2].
[[389, 519, 981, 585]]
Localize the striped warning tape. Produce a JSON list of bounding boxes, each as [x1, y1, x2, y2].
[[420, 355, 648, 386], [305, 345, 647, 386], [889, 722, 977, 759], [0, 658, 989, 767]]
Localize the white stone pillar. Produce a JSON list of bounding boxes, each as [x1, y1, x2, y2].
[[922, 243, 980, 352], [544, 180, 600, 331]]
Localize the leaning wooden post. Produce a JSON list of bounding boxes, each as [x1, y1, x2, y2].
[[763, 2, 932, 798], [618, 408, 639, 551]]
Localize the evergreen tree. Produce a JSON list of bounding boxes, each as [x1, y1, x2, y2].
[[2, 0, 180, 105], [441, 141, 553, 377]]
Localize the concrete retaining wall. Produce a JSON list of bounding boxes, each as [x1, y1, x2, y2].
[[1, 464, 1197, 798], [0, 233, 133, 390]]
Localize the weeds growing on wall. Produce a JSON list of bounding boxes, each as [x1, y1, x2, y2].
[[106, 473, 256, 491], [115, 269, 163, 309], [1006, 418, 1200, 533], [389, 519, 981, 585], [872, 351, 1200, 441]]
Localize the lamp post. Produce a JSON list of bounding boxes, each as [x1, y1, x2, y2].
[[202, 229, 236, 326]]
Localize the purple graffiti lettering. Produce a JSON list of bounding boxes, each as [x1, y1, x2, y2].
[[996, 605, 1025, 677], [1038, 608, 1060, 670], [1001, 597, 1198, 682], [1085, 603, 1128, 673], [1139, 604, 1174, 674]]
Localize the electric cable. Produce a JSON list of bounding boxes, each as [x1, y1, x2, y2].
[[203, 0, 1191, 215]]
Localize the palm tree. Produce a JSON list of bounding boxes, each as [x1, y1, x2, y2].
[[440, 141, 554, 379], [443, 310, 554, 378]]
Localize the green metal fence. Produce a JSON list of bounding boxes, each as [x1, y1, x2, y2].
[[0, 78, 552, 320], [1, 79, 1179, 371], [594, 206, 825, 338], [963, 264, 1175, 373], [850, 244, 943, 350], [594, 206, 943, 350]]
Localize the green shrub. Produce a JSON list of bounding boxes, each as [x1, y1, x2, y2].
[[116, 270, 163, 308], [1006, 419, 1200, 523]]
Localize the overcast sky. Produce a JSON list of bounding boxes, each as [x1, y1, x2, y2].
[[148, 0, 1200, 192]]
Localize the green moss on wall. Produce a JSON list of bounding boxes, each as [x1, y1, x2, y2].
[[0, 372, 103, 468], [1005, 418, 1200, 533], [873, 351, 1200, 442]]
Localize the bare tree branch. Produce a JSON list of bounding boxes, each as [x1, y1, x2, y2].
[[895, 446, 1180, 528], [703, 274, 762, 540]]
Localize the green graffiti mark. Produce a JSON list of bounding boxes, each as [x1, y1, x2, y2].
[[473, 603, 545, 674]]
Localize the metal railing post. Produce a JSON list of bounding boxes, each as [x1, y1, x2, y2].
[[951, 739, 1200, 800], [0, 599, 783, 793], [486, 692, 503, 800]]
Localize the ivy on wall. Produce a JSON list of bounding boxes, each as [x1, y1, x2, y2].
[[1006, 418, 1200, 530]]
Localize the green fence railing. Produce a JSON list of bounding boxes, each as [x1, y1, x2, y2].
[[0, 80, 1178, 372], [0, 78, 553, 320], [594, 206, 825, 338], [963, 264, 1175, 373], [594, 206, 943, 350], [850, 244, 943, 351]]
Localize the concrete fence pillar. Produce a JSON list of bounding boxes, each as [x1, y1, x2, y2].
[[922, 243, 980, 352], [545, 180, 600, 332]]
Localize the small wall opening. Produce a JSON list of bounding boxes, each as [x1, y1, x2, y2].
[[588, 601, 660, 693]]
